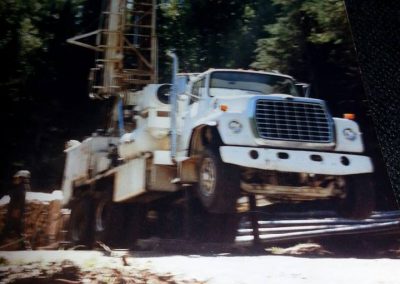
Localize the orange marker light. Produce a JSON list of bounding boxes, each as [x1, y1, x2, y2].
[[220, 104, 228, 112], [343, 113, 355, 120]]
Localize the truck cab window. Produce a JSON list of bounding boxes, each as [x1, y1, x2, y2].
[[209, 71, 299, 97]]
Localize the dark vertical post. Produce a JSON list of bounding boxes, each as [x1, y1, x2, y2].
[[248, 195, 260, 247], [183, 187, 194, 240], [343, 0, 400, 206]]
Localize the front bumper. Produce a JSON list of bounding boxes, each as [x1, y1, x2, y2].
[[219, 146, 373, 175]]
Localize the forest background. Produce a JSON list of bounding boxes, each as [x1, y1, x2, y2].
[[0, 0, 394, 207]]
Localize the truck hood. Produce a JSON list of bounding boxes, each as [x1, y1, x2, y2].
[[212, 91, 326, 113]]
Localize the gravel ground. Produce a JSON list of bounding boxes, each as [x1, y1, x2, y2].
[[1, 248, 400, 284], [0, 250, 204, 283]]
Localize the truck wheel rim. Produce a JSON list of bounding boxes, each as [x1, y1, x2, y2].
[[95, 200, 107, 232], [200, 157, 216, 197]]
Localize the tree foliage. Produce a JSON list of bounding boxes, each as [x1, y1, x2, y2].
[[157, 0, 275, 78], [252, 0, 361, 102], [0, 0, 102, 190]]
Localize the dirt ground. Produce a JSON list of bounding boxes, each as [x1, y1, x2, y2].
[[1, 236, 400, 284]]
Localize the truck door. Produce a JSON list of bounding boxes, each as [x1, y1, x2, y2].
[[178, 78, 205, 154]]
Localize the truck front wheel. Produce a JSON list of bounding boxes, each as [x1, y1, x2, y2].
[[336, 174, 375, 219], [197, 148, 240, 214]]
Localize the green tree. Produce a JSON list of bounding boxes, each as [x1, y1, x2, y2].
[[0, 0, 98, 190], [252, 0, 361, 101], [157, 0, 276, 78]]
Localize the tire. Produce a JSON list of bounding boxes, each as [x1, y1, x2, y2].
[[336, 174, 375, 219], [158, 204, 184, 239], [196, 148, 240, 214], [69, 196, 94, 247], [124, 204, 147, 247], [94, 193, 124, 247]]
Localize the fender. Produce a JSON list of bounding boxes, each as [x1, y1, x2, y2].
[[202, 121, 218, 127], [178, 109, 223, 158], [178, 122, 219, 160]]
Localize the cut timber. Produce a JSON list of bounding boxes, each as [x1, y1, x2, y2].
[[0, 190, 66, 249]]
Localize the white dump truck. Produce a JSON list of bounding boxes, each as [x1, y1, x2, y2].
[[62, 65, 375, 246]]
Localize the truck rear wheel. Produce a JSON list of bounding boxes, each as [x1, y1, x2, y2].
[[124, 204, 147, 247], [69, 196, 94, 248], [94, 193, 124, 247], [197, 148, 240, 214], [336, 174, 375, 219]]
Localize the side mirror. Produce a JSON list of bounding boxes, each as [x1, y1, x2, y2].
[[295, 83, 311, 97]]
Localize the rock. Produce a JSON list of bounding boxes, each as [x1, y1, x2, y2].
[[267, 242, 333, 256]]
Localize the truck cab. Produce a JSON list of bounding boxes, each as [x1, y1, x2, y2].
[[177, 69, 374, 218]]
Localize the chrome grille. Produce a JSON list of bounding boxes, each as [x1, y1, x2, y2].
[[254, 99, 333, 143]]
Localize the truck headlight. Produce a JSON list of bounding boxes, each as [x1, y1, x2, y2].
[[228, 120, 242, 133], [343, 128, 357, 141]]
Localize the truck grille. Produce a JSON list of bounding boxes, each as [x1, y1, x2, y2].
[[254, 99, 333, 143]]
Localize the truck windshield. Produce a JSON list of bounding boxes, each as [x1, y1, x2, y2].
[[209, 71, 299, 96]]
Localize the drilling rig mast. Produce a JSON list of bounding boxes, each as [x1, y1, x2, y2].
[[68, 0, 158, 98]]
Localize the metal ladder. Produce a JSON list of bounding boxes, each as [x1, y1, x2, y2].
[[122, 0, 158, 91]]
